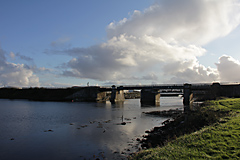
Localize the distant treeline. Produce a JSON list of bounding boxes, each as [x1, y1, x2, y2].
[[0, 87, 181, 102], [0, 87, 84, 101]]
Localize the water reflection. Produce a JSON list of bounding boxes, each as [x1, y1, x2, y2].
[[141, 103, 160, 107], [0, 97, 183, 160], [110, 101, 125, 108]]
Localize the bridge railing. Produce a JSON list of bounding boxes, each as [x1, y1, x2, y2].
[[100, 83, 239, 91], [116, 84, 184, 90]]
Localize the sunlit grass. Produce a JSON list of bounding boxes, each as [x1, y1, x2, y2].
[[130, 98, 240, 160]]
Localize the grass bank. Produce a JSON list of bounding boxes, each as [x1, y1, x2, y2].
[[130, 98, 240, 159]]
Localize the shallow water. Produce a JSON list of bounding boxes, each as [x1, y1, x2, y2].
[[0, 97, 183, 160]]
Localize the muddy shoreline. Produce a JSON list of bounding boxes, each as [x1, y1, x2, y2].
[[138, 105, 230, 149]]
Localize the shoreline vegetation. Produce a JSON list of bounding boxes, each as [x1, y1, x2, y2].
[[130, 98, 240, 159], [0, 87, 143, 101]]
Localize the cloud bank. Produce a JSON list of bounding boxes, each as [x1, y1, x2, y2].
[[0, 48, 40, 87], [216, 55, 240, 82], [61, 0, 240, 84], [108, 0, 240, 45]]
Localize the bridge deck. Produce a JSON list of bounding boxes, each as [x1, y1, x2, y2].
[[100, 84, 212, 91]]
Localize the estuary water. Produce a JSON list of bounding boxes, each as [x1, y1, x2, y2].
[[0, 97, 183, 160]]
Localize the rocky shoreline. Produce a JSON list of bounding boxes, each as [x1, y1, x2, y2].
[[138, 104, 230, 149], [143, 108, 183, 119]]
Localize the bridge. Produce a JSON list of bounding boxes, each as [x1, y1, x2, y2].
[[100, 84, 185, 105], [69, 82, 240, 108]]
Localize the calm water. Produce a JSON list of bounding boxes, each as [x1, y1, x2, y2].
[[0, 97, 183, 160]]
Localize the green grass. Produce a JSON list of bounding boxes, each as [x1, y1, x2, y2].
[[130, 98, 240, 160]]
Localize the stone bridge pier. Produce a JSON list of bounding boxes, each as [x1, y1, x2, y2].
[[110, 85, 125, 103], [110, 86, 161, 105], [140, 88, 160, 106], [183, 84, 192, 105], [183, 83, 193, 111]]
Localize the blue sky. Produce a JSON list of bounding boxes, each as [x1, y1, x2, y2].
[[1, 0, 240, 87]]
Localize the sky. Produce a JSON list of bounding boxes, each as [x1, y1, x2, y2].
[[1, 0, 240, 87]]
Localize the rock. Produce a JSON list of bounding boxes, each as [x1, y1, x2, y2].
[[80, 125, 88, 128], [103, 120, 111, 123], [145, 130, 150, 133]]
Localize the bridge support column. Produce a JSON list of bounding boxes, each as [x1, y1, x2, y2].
[[210, 82, 221, 99], [141, 89, 160, 106], [183, 84, 193, 110], [110, 85, 125, 103]]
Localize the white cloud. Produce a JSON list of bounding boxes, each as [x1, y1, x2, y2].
[[107, 0, 240, 45], [58, 0, 240, 84], [216, 55, 240, 82], [0, 48, 40, 87], [164, 60, 219, 83], [142, 72, 158, 81], [62, 34, 207, 81]]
